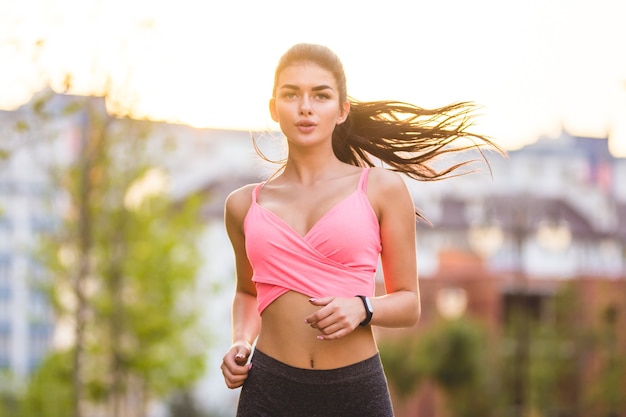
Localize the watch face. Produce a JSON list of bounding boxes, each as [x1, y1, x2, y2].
[[365, 297, 373, 313]]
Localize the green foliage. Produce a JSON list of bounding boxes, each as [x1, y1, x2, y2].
[[379, 334, 428, 399], [499, 283, 626, 417], [14, 120, 29, 132], [167, 390, 212, 417], [0, 145, 11, 163], [98, 192, 208, 397], [33, 101, 209, 415], [423, 319, 495, 417], [582, 303, 626, 416], [115, 164, 203, 403], [424, 320, 482, 389], [0, 376, 21, 417], [524, 285, 581, 415], [381, 318, 497, 417], [19, 351, 73, 417]]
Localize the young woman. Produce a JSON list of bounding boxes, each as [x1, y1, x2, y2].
[[220, 43, 501, 416]]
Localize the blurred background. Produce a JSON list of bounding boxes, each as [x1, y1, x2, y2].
[[1, 1, 625, 416]]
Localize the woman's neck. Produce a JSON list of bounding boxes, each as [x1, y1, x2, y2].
[[282, 151, 350, 185]]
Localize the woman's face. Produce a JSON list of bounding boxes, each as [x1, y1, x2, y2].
[[270, 62, 349, 148]]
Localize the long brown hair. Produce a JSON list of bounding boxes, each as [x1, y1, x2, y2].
[[262, 43, 505, 182]]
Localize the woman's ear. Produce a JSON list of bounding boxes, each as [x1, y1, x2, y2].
[[337, 100, 350, 125], [269, 98, 278, 122]]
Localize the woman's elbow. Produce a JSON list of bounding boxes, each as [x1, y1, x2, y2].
[[395, 293, 420, 327], [407, 293, 421, 326], [406, 310, 420, 327]]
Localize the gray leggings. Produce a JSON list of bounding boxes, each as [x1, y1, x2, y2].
[[236, 349, 394, 417]]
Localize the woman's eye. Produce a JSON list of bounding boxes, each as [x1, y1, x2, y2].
[[315, 93, 330, 100], [281, 92, 297, 99]]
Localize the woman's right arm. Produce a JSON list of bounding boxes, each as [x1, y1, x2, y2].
[[220, 185, 261, 389]]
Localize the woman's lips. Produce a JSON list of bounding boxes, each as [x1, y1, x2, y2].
[[296, 121, 316, 133]]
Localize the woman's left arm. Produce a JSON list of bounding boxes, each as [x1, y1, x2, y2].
[[368, 168, 420, 328]]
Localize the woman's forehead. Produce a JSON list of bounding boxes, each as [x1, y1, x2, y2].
[[276, 62, 337, 88]]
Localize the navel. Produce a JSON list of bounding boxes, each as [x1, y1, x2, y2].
[[310, 358, 315, 369]]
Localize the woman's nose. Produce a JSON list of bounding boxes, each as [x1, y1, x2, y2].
[[299, 95, 313, 115]]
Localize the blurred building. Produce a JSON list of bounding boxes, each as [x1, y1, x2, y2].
[[387, 132, 626, 417], [408, 130, 624, 278], [1, 92, 624, 415], [0, 95, 67, 379]]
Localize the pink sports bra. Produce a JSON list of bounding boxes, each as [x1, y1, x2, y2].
[[244, 168, 381, 314]]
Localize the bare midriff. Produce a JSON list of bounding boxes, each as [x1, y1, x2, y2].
[[255, 291, 378, 369]]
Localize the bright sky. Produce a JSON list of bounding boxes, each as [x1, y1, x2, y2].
[[2, 0, 626, 156]]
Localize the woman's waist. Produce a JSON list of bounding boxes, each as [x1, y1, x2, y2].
[[249, 348, 384, 384], [256, 328, 377, 370], [256, 292, 377, 369]]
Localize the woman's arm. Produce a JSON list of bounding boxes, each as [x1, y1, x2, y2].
[[220, 185, 261, 389], [368, 167, 421, 328]]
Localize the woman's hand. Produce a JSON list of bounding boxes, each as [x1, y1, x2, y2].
[[304, 296, 366, 340], [220, 342, 253, 389]]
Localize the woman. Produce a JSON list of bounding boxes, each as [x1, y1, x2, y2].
[[220, 43, 501, 416]]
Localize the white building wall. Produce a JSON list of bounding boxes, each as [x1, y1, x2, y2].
[[1, 127, 64, 377]]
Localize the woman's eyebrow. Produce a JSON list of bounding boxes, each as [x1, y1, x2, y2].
[[279, 84, 334, 91], [312, 85, 334, 92]]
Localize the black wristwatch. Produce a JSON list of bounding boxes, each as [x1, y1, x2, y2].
[[356, 295, 373, 327]]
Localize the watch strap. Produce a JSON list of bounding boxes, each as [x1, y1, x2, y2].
[[356, 295, 373, 327]]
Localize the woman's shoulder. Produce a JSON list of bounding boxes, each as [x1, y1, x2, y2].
[[224, 183, 261, 219], [367, 167, 408, 194], [366, 167, 413, 217]]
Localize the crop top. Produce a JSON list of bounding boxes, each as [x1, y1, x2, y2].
[[244, 168, 382, 314]]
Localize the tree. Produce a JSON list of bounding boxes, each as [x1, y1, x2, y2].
[[423, 318, 497, 417], [379, 333, 428, 401], [19, 352, 73, 417], [32, 95, 208, 417], [380, 318, 498, 417]]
